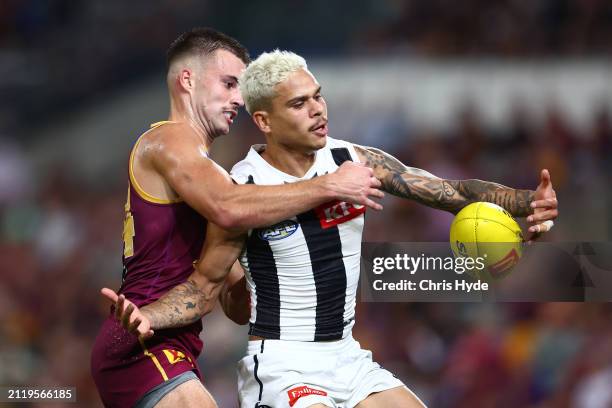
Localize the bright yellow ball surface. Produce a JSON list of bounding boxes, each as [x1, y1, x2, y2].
[[450, 202, 524, 280]]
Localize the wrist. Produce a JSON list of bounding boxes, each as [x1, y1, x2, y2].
[[526, 190, 536, 215], [140, 307, 157, 329], [316, 173, 338, 201]]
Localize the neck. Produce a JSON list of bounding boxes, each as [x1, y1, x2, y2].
[[169, 95, 214, 149], [261, 141, 316, 178]]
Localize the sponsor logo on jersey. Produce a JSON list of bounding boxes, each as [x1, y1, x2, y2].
[[258, 220, 299, 241], [315, 200, 365, 229], [287, 385, 328, 407]]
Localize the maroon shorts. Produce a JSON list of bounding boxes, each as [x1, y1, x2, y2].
[[91, 316, 203, 407]]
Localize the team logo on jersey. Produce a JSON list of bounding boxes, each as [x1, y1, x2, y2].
[[258, 220, 299, 241], [162, 349, 195, 368], [315, 200, 365, 229], [287, 386, 328, 407]]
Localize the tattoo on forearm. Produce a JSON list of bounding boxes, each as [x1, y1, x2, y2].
[[356, 145, 534, 216], [142, 279, 215, 330], [443, 180, 534, 216]]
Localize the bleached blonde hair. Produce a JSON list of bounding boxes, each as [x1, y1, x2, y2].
[[239, 49, 307, 114]]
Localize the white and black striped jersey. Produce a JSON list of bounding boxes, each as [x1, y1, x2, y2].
[[231, 137, 365, 342]]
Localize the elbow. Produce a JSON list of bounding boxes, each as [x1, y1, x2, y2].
[[212, 205, 248, 230]]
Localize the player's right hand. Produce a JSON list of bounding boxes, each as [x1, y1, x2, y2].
[[101, 288, 154, 340], [330, 162, 384, 211], [526, 169, 558, 243]]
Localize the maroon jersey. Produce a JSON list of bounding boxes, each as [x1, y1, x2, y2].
[[92, 122, 208, 407], [119, 182, 205, 307], [119, 144, 206, 309]]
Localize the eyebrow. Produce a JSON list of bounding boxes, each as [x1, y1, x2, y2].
[[221, 75, 239, 82], [286, 86, 322, 106]]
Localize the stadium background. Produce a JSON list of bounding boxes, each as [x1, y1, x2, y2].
[[1, 1, 611, 406]]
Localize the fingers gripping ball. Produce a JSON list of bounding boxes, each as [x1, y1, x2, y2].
[[450, 202, 523, 280]]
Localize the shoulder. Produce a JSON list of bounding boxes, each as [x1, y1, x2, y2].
[[140, 122, 208, 168], [143, 122, 199, 152]]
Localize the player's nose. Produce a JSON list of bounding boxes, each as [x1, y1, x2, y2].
[[311, 99, 324, 117], [231, 89, 244, 108]]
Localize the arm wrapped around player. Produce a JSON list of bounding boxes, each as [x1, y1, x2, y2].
[[141, 225, 247, 330]]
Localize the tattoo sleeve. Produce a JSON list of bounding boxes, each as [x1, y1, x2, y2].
[[354, 145, 534, 216], [141, 278, 220, 330]]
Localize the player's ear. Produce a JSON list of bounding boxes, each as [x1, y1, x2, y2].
[[252, 111, 271, 133], [178, 68, 194, 92]]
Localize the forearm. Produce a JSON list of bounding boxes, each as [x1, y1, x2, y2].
[[389, 175, 534, 216], [220, 178, 335, 230], [140, 224, 246, 330], [445, 179, 534, 216], [355, 145, 534, 216], [141, 278, 221, 330]]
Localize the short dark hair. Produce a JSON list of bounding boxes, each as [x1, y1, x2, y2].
[[167, 28, 250, 69]]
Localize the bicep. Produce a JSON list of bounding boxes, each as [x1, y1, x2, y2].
[[353, 144, 470, 211], [353, 144, 440, 191], [152, 140, 234, 223], [353, 144, 439, 181]]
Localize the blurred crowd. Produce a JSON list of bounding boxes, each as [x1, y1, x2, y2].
[[2, 0, 612, 137], [0, 99, 611, 406], [358, 0, 612, 56]]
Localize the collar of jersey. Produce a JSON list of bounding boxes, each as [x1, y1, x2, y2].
[[248, 144, 320, 181]]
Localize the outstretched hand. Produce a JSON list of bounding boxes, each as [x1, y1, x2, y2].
[[526, 169, 558, 243], [101, 288, 154, 340]]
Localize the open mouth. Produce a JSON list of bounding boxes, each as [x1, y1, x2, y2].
[[223, 111, 237, 123], [310, 121, 328, 136]]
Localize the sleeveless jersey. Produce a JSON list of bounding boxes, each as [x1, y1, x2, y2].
[[119, 121, 207, 355], [230, 137, 365, 341]]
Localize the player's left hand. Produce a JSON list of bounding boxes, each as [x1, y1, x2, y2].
[[526, 169, 558, 243], [101, 288, 154, 340]]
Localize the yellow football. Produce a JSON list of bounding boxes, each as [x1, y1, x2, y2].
[[450, 202, 524, 280]]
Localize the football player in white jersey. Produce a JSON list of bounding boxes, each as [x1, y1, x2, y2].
[[114, 50, 558, 407]]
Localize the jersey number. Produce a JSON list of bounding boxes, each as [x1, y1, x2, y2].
[[123, 187, 135, 258]]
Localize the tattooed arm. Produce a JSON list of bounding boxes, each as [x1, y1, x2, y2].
[[353, 145, 534, 217], [140, 224, 247, 330]]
